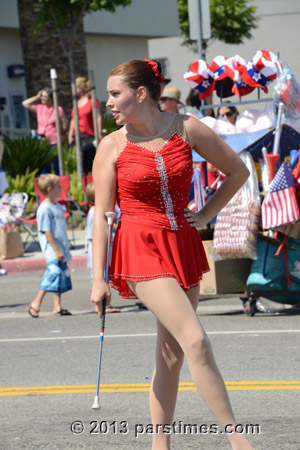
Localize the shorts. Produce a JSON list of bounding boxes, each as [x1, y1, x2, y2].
[[40, 260, 72, 295]]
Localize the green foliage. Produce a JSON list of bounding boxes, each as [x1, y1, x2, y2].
[[209, 0, 259, 45], [2, 136, 57, 177], [5, 167, 37, 196], [63, 144, 77, 175], [35, 0, 132, 31], [69, 171, 85, 203], [100, 101, 119, 136], [178, 0, 259, 52]]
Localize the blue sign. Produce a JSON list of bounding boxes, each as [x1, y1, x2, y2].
[[7, 65, 25, 78]]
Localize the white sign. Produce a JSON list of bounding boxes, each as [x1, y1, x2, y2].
[[188, 0, 211, 41]]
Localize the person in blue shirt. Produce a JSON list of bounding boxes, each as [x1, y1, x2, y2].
[[28, 174, 72, 318]]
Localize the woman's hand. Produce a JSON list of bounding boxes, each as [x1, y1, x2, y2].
[[184, 208, 207, 229], [91, 280, 111, 317]]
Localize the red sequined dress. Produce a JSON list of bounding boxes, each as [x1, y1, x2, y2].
[[110, 114, 209, 298]]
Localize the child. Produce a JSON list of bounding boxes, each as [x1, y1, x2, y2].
[[28, 174, 72, 318], [85, 182, 120, 313]]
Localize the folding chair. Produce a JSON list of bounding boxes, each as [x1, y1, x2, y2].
[[58, 175, 86, 247], [18, 214, 40, 251], [17, 186, 41, 251]]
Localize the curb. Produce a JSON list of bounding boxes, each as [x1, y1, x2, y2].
[[0, 255, 88, 274]]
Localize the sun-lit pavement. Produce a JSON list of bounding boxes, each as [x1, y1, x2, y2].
[[1, 267, 300, 449]]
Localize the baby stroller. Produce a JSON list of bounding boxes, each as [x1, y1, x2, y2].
[[243, 232, 300, 316]]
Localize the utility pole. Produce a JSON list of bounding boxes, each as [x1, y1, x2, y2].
[[50, 68, 64, 175], [188, 0, 211, 60]]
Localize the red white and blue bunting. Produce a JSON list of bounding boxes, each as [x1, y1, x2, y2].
[[184, 50, 279, 99]]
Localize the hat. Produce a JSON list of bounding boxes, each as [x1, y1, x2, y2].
[[239, 50, 279, 93], [160, 86, 183, 104], [183, 60, 215, 100], [224, 55, 254, 97]]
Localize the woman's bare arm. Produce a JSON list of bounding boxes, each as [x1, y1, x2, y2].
[[90, 133, 118, 314], [22, 91, 42, 113], [68, 118, 75, 145], [96, 106, 102, 140]]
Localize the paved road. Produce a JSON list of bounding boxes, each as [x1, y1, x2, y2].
[[1, 270, 300, 449]]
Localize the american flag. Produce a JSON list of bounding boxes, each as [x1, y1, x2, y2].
[[193, 167, 205, 211], [262, 160, 300, 229]]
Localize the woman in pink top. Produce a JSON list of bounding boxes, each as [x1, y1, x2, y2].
[[22, 87, 68, 174]]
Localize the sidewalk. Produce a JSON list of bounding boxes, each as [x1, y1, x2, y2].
[[0, 229, 88, 274]]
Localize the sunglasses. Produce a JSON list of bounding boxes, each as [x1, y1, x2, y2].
[[220, 110, 234, 118]]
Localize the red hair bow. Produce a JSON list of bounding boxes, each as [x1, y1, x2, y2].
[[145, 59, 164, 83]]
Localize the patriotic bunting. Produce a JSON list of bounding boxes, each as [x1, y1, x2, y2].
[[184, 50, 279, 98]]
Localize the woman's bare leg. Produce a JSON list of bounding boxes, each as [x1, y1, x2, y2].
[[148, 293, 199, 450], [150, 321, 183, 450], [128, 278, 253, 450]]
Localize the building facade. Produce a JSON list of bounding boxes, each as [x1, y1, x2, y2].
[[0, 0, 179, 131]]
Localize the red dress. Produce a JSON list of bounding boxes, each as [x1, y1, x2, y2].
[[110, 114, 209, 299]]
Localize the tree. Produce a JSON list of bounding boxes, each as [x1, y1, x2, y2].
[[34, 0, 131, 179], [178, 0, 259, 54]]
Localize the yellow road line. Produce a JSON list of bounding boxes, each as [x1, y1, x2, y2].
[[2, 380, 300, 392], [1, 381, 300, 397]]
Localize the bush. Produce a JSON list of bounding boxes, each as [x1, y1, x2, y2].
[[63, 144, 77, 175], [2, 135, 57, 177], [69, 172, 85, 203]]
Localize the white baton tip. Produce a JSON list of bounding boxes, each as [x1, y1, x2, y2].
[[105, 211, 116, 225], [92, 396, 100, 410]]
